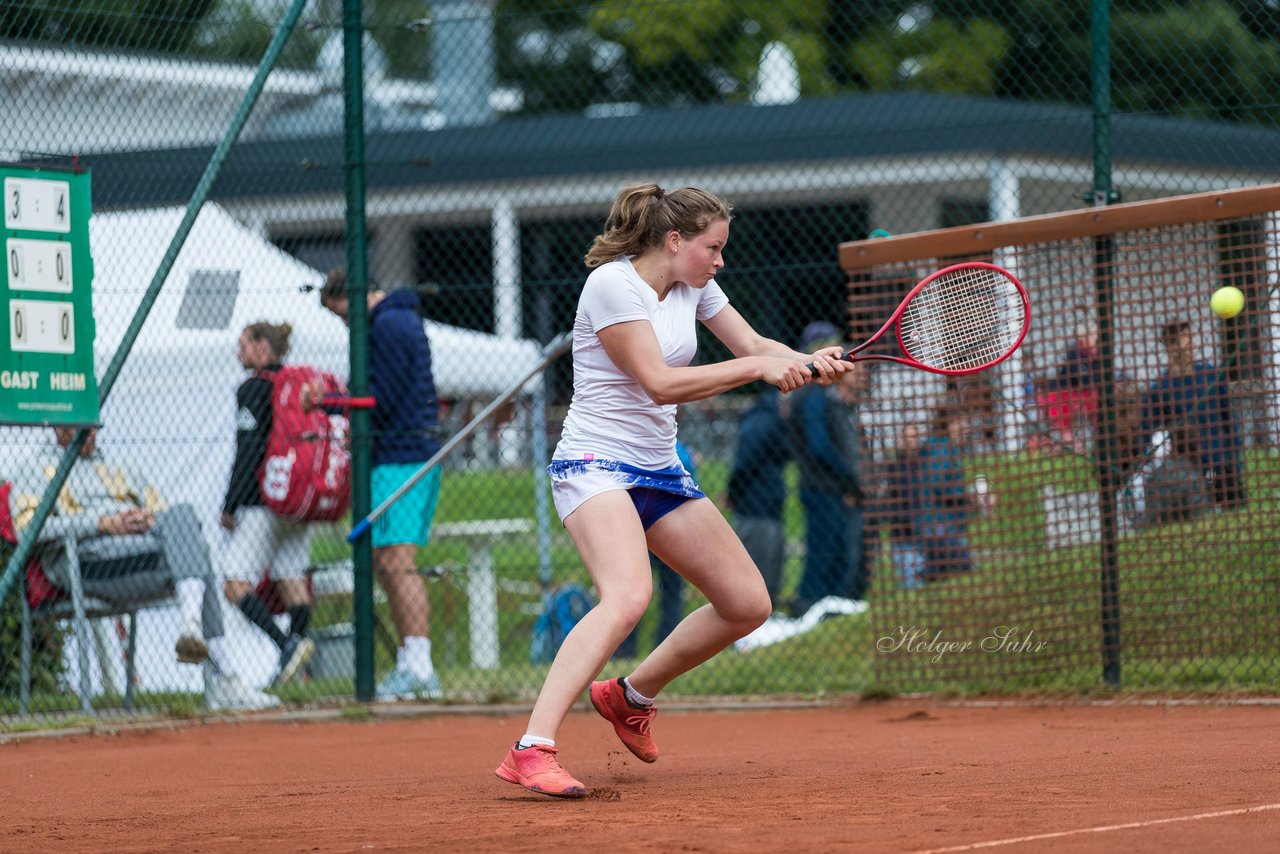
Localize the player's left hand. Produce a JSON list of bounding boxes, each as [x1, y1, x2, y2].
[[807, 346, 853, 385]]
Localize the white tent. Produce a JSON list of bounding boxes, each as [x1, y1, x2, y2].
[[87, 203, 540, 539], [6, 203, 542, 693]]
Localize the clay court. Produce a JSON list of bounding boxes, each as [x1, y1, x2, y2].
[[3, 699, 1277, 853]]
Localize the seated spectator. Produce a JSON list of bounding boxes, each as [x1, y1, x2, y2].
[[1043, 325, 1102, 453], [8, 426, 280, 711], [919, 406, 974, 581], [883, 423, 927, 590], [1141, 320, 1245, 509], [1139, 427, 1213, 528]]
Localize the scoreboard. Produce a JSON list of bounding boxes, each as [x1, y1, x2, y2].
[[2, 163, 99, 425]]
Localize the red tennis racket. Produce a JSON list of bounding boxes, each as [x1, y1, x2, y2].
[[807, 261, 1030, 377]]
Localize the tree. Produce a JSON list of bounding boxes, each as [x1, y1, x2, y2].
[[848, 11, 1012, 95], [496, 0, 620, 113], [588, 0, 838, 104], [7, 0, 1277, 127], [1112, 0, 1280, 124]]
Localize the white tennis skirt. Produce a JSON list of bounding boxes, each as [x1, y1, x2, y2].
[[547, 458, 705, 523]]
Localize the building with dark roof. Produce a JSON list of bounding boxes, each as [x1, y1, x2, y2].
[[79, 90, 1280, 351]]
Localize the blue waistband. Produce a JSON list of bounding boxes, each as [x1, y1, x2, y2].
[[548, 458, 705, 499]]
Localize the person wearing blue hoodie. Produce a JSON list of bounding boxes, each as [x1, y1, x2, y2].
[[321, 267, 443, 700], [726, 388, 791, 610]]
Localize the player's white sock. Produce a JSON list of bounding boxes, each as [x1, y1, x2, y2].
[[176, 578, 204, 625], [517, 734, 555, 749], [622, 676, 654, 707], [402, 635, 435, 679]]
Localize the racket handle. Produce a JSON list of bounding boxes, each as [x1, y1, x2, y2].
[[347, 517, 372, 543], [806, 352, 858, 378]]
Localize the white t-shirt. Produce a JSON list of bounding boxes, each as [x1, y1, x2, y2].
[[554, 257, 729, 469]]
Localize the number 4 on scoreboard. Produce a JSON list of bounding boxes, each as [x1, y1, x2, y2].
[[4, 177, 71, 234]]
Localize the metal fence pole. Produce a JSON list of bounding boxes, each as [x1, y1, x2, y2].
[[1091, 0, 1123, 689], [343, 0, 376, 703]]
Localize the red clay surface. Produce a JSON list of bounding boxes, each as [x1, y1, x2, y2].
[[3, 700, 1278, 853]]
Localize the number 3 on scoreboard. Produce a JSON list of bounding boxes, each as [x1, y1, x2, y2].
[[4, 178, 71, 234]]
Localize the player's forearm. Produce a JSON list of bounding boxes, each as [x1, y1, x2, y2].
[[730, 332, 808, 362], [641, 358, 773, 405]]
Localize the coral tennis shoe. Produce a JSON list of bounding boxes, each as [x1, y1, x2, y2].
[[495, 743, 587, 798], [590, 678, 658, 763]]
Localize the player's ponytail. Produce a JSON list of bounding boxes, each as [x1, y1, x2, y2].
[[244, 321, 293, 361], [584, 183, 732, 268]]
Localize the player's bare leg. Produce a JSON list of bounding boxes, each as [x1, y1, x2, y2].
[[629, 498, 773, 697], [524, 490, 654, 741]]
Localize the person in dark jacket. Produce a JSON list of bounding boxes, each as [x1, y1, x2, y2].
[[787, 321, 867, 616], [726, 388, 791, 611], [919, 405, 974, 580], [1140, 319, 1244, 509], [882, 423, 927, 590], [321, 268, 443, 700], [221, 321, 316, 689], [1047, 324, 1103, 453], [832, 363, 873, 601]]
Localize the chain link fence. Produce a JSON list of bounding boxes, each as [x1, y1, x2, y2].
[[2, 0, 1278, 726]]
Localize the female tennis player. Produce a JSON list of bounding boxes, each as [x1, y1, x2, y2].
[[495, 183, 853, 797]]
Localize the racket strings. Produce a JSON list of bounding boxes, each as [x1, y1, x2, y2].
[[898, 267, 1025, 371]]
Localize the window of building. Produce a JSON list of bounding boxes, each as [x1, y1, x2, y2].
[[940, 198, 989, 229], [272, 231, 349, 279], [725, 199, 870, 353], [413, 223, 494, 333], [176, 269, 239, 329]]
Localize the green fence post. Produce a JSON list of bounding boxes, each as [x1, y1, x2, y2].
[[1091, 0, 1123, 689], [343, 0, 375, 703]]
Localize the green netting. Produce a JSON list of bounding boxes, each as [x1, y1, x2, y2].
[[2, 0, 1277, 728]]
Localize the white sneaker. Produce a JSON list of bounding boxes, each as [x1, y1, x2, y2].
[[375, 667, 443, 701], [734, 614, 799, 652], [175, 619, 209, 664], [206, 673, 283, 712]]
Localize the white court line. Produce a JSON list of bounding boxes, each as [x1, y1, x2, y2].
[[915, 802, 1280, 853]]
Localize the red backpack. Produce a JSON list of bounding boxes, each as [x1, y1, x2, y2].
[[0, 480, 62, 609], [257, 365, 352, 522]]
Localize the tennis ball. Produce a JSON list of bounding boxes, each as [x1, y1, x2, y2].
[[1210, 286, 1245, 319], [868, 228, 893, 239]]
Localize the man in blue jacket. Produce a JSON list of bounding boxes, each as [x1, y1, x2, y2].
[[726, 389, 791, 611], [322, 268, 443, 700], [1141, 320, 1244, 509], [786, 321, 867, 617]]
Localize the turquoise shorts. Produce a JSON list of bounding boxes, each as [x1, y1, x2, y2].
[[371, 463, 442, 548]]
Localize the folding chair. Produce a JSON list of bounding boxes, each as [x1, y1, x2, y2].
[[18, 533, 174, 716]]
